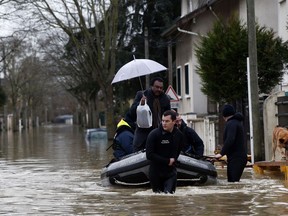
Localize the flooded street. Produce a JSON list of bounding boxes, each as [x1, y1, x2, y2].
[[0, 125, 287, 215]]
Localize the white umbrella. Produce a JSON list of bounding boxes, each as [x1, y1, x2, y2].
[[111, 58, 167, 86]]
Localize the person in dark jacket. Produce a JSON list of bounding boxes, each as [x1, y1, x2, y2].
[[175, 113, 204, 157], [146, 110, 184, 194], [215, 104, 247, 182], [112, 119, 134, 160], [126, 77, 171, 152]]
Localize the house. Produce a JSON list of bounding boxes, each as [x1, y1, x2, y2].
[[162, 0, 288, 154]]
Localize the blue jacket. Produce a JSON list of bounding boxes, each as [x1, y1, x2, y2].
[[113, 125, 134, 160]]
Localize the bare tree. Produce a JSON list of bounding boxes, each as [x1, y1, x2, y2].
[[2, 38, 32, 130], [1, 34, 73, 130], [25, 0, 122, 138]]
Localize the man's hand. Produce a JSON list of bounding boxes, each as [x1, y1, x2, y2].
[[168, 158, 175, 166], [140, 95, 147, 105], [215, 153, 222, 159]]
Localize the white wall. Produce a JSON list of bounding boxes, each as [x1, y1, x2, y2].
[[186, 116, 217, 156], [176, 5, 216, 115], [278, 0, 288, 41], [239, 0, 278, 31]]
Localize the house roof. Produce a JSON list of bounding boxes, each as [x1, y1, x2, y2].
[[161, 0, 221, 38]]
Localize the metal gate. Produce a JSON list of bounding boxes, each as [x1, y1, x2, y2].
[[275, 96, 288, 127]]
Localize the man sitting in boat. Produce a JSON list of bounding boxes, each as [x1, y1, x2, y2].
[[175, 113, 204, 158], [112, 118, 134, 161]]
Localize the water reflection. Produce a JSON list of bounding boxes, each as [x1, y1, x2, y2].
[[0, 125, 287, 215]]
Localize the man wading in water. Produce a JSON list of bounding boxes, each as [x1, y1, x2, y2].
[[146, 110, 183, 194]]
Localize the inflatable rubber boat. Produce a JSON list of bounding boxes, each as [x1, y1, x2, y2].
[[101, 151, 217, 187]]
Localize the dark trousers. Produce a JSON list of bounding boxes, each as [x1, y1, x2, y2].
[[227, 156, 247, 182], [149, 167, 177, 194], [133, 127, 152, 152]]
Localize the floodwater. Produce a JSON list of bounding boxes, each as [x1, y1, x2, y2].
[[0, 124, 287, 215]]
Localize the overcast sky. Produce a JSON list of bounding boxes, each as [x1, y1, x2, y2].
[[0, 2, 40, 38], [0, 3, 19, 37]]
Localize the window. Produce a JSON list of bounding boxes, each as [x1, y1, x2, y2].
[[177, 67, 181, 95], [185, 64, 189, 95]]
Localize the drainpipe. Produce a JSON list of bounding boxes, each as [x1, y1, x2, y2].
[[177, 27, 200, 36], [209, 6, 221, 22], [177, 6, 221, 36]]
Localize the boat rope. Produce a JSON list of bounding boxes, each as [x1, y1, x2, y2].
[[177, 178, 202, 182], [114, 179, 150, 186], [114, 178, 203, 185]]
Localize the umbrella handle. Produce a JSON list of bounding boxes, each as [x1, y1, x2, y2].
[[138, 77, 144, 91], [133, 55, 143, 90]]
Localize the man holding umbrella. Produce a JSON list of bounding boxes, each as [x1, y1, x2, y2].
[[126, 77, 171, 152]]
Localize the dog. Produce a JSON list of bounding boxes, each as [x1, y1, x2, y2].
[[272, 126, 288, 161]]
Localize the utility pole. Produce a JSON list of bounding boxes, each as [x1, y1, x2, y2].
[[1, 45, 7, 131], [168, 41, 173, 85], [247, 0, 263, 162], [144, 27, 150, 89]]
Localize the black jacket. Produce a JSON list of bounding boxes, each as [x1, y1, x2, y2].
[[220, 112, 247, 159], [178, 120, 204, 156], [146, 125, 184, 172], [126, 88, 171, 129]]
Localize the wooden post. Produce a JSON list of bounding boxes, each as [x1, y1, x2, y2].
[[247, 0, 264, 161]]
